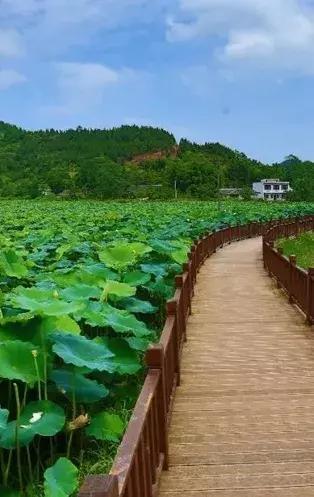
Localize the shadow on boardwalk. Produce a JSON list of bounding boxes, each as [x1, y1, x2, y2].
[[159, 237, 314, 497]]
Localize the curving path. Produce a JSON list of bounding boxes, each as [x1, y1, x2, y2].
[[159, 237, 314, 497]]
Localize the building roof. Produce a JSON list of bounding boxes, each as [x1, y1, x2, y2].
[[261, 179, 290, 184]]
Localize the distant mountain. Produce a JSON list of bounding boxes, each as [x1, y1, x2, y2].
[[0, 121, 312, 200]]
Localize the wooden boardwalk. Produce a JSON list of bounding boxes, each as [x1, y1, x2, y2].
[[159, 237, 314, 497]]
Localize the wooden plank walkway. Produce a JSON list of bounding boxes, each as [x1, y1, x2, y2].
[[159, 237, 314, 497]]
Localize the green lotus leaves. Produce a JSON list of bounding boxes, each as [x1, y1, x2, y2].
[[171, 248, 188, 264], [9, 287, 84, 317], [39, 315, 81, 336], [125, 336, 153, 351], [101, 306, 152, 337], [101, 280, 136, 300], [0, 341, 44, 384], [51, 333, 116, 372], [79, 301, 152, 337], [86, 412, 124, 442], [120, 297, 157, 314], [0, 420, 35, 448], [81, 263, 118, 283], [0, 401, 65, 449], [50, 369, 109, 403], [123, 270, 151, 286], [0, 249, 28, 279], [97, 337, 141, 375], [0, 408, 9, 435], [22, 400, 65, 436], [60, 284, 101, 302], [98, 242, 152, 269], [140, 263, 168, 277], [44, 457, 78, 497]]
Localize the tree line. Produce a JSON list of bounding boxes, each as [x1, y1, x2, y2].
[[0, 121, 312, 201]]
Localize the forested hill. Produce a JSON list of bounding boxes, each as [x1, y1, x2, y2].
[[0, 121, 313, 200]]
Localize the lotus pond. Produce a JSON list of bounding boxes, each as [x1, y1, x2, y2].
[[0, 199, 313, 496]]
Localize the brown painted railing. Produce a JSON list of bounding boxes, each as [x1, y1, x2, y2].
[[263, 217, 314, 324], [79, 216, 312, 497]]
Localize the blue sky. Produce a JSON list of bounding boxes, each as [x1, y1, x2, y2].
[[1, 0, 314, 163]]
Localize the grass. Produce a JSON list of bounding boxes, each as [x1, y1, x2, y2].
[[276, 232, 314, 270]]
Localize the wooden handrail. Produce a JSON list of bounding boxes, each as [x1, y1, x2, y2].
[[263, 216, 314, 324]]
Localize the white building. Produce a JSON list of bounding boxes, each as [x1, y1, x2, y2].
[[252, 179, 291, 201]]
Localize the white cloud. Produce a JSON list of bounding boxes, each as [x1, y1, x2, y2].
[[57, 62, 119, 92], [52, 62, 143, 115], [0, 28, 23, 57], [167, 0, 314, 74], [0, 69, 26, 90]]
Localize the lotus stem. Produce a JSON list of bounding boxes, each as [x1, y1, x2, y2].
[[66, 431, 74, 459], [3, 449, 13, 487], [66, 373, 77, 459], [13, 382, 24, 494], [22, 384, 28, 409], [32, 350, 42, 401], [0, 448, 5, 484], [40, 331, 48, 401], [26, 445, 34, 486]]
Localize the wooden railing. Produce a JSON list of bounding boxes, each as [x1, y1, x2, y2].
[[79, 216, 313, 497], [263, 217, 314, 324]]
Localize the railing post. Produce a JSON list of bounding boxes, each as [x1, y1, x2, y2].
[[190, 246, 196, 284], [289, 255, 296, 304], [307, 268, 314, 325], [167, 300, 181, 385], [175, 275, 187, 343], [145, 344, 169, 470], [212, 230, 217, 253], [78, 475, 119, 497], [228, 226, 232, 244], [276, 247, 284, 288], [183, 261, 193, 311]]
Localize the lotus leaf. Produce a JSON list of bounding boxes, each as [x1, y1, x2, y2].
[[44, 457, 78, 497], [0, 408, 9, 434], [0, 340, 44, 384], [171, 248, 188, 264], [0, 249, 28, 278], [125, 336, 153, 351], [98, 242, 152, 269], [79, 301, 152, 337], [39, 315, 81, 336], [10, 287, 84, 316], [97, 337, 141, 375], [86, 412, 124, 442], [0, 400, 65, 449], [120, 297, 157, 314], [51, 333, 116, 372], [50, 369, 109, 403], [60, 284, 101, 301], [140, 263, 168, 277], [101, 281, 136, 300], [123, 270, 151, 286]]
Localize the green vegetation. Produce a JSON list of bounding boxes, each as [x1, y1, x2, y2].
[[0, 199, 313, 496], [277, 232, 314, 269], [0, 122, 313, 200]]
